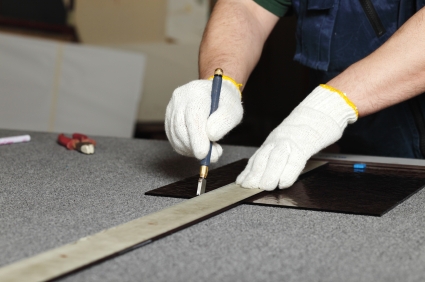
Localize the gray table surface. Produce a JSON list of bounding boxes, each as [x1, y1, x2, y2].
[[0, 129, 424, 282]]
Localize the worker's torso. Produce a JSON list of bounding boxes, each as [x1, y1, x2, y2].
[[292, 0, 425, 71], [291, 0, 425, 158]]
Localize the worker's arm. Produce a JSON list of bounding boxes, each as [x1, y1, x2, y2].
[[237, 7, 425, 190], [329, 7, 425, 117], [199, 0, 279, 87], [165, 0, 279, 162]]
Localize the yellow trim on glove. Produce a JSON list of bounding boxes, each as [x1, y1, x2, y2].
[[209, 75, 242, 99], [320, 84, 359, 117]]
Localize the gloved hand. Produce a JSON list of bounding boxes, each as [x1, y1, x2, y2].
[[165, 79, 243, 163], [236, 85, 358, 190]]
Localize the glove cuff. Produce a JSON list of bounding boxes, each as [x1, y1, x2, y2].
[[208, 75, 242, 99], [304, 85, 358, 127], [320, 84, 358, 117]]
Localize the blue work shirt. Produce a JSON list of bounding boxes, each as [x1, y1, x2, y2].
[[290, 0, 425, 158]]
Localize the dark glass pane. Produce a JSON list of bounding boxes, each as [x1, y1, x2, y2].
[[146, 159, 425, 216]]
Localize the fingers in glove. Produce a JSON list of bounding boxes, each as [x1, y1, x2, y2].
[[258, 143, 290, 191], [165, 103, 189, 156], [210, 142, 223, 163], [164, 106, 173, 142], [169, 107, 194, 157], [185, 104, 210, 160], [278, 149, 307, 189], [236, 143, 275, 189], [165, 80, 218, 159], [206, 102, 243, 141], [206, 81, 243, 142], [236, 150, 258, 186], [164, 98, 175, 142]]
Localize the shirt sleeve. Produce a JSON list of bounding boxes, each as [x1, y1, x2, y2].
[[253, 0, 292, 17]]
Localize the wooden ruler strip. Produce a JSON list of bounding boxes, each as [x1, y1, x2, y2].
[[0, 161, 326, 282]]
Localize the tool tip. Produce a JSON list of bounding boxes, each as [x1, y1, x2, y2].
[[196, 177, 206, 196]]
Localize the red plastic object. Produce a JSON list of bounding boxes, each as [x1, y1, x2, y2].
[[57, 133, 96, 150]]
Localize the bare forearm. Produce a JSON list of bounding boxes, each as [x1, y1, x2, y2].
[[199, 0, 278, 88], [329, 7, 425, 117]]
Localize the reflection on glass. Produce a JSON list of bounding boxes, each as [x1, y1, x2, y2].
[[252, 182, 318, 208], [253, 193, 298, 206]]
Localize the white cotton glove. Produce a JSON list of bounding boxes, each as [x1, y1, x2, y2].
[[165, 79, 243, 163], [236, 85, 358, 190]]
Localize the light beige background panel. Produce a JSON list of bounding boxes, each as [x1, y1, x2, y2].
[[0, 32, 146, 138], [166, 0, 208, 44], [74, 0, 209, 123], [75, 0, 167, 44], [112, 43, 199, 122], [56, 45, 146, 137], [0, 34, 57, 131]]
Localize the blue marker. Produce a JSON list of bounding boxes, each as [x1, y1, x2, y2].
[[353, 163, 367, 169]]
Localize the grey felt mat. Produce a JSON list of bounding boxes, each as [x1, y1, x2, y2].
[[1, 129, 425, 282]]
